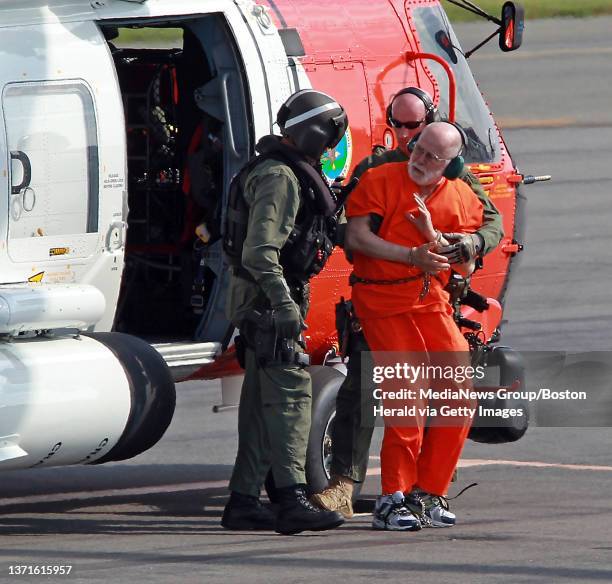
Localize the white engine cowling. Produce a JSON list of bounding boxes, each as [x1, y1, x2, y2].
[[0, 284, 106, 335], [0, 332, 176, 470]]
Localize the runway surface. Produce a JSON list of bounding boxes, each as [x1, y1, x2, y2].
[[1, 16, 612, 584]]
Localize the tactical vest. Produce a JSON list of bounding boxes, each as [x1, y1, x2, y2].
[[223, 136, 339, 283]]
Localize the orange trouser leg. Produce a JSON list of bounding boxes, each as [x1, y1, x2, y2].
[[379, 422, 424, 495], [361, 310, 473, 496]]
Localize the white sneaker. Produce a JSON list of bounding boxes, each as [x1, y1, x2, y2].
[[414, 491, 456, 527], [372, 491, 422, 531]]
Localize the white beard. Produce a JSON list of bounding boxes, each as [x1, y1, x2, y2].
[[408, 161, 440, 186]]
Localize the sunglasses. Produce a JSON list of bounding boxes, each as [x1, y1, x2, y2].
[[388, 117, 425, 130]]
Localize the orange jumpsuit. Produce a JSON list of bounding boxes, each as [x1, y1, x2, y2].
[[346, 162, 483, 496]]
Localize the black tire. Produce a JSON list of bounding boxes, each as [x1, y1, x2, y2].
[[305, 365, 363, 499], [469, 346, 529, 444]]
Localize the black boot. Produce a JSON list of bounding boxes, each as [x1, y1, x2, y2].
[[275, 484, 345, 535], [221, 491, 276, 530]]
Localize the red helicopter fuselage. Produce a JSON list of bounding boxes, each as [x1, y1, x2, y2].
[[200, 0, 522, 373]]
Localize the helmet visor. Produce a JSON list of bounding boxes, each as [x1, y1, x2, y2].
[[327, 111, 348, 150]]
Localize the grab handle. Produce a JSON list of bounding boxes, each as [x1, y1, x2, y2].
[[10, 150, 32, 195]]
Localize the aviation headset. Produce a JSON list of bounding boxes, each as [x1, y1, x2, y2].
[[407, 120, 467, 180], [277, 89, 348, 160], [386, 87, 439, 127]]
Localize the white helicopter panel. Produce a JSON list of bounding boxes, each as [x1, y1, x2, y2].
[[0, 19, 126, 330]]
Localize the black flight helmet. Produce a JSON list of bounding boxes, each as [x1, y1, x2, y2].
[[277, 89, 348, 160]]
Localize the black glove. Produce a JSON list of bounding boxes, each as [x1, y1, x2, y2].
[[330, 176, 346, 199], [273, 301, 303, 339], [259, 276, 304, 339], [440, 233, 483, 264]]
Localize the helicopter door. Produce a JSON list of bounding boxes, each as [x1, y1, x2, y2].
[[3, 81, 100, 263]]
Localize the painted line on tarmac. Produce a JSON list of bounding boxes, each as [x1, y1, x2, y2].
[[0, 479, 229, 507], [496, 117, 612, 129], [458, 459, 612, 472], [496, 116, 578, 129], [366, 457, 612, 474], [3, 459, 611, 507], [473, 46, 612, 61]]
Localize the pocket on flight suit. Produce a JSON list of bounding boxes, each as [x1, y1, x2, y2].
[[259, 358, 312, 407]]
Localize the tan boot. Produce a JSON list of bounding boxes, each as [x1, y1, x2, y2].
[[310, 475, 354, 518]]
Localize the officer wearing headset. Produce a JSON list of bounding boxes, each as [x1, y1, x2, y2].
[[311, 88, 503, 518]]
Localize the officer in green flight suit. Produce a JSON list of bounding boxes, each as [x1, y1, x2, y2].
[[221, 89, 348, 535]]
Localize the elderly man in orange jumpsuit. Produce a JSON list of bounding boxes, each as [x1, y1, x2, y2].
[[345, 121, 482, 531]]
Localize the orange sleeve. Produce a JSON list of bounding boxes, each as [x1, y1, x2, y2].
[[432, 179, 484, 234], [346, 167, 386, 218]]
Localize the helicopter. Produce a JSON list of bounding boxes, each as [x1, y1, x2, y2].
[[0, 0, 543, 490]]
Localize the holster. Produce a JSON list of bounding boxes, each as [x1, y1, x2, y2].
[[234, 335, 247, 369], [241, 308, 310, 369], [335, 297, 362, 359], [276, 337, 311, 369]]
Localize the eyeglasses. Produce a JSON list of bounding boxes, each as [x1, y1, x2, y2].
[[412, 142, 453, 164], [388, 117, 425, 130]]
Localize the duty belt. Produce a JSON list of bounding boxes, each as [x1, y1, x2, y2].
[[349, 272, 431, 300]]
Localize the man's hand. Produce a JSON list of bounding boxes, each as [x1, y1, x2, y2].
[[273, 300, 304, 339], [330, 176, 345, 202], [258, 276, 305, 339], [439, 233, 483, 264], [409, 242, 450, 274], [406, 194, 436, 242]]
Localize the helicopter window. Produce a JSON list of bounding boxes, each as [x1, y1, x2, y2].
[[411, 6, 501, 164], [3, 81, 99, 239]]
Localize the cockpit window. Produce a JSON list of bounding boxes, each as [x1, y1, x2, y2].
[[412, 6, 501, 163]]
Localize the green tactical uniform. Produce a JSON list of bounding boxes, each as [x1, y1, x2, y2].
[[330, 147, 504, 483], [227, 158, 312, 498]]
